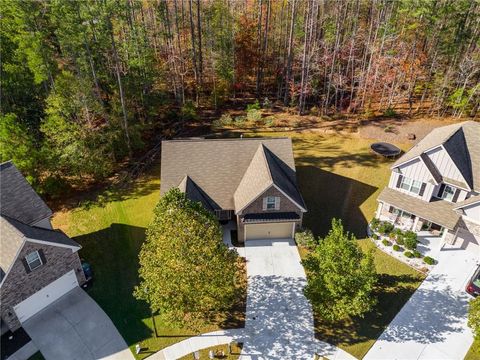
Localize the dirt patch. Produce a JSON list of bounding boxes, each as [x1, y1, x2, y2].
[[358, 116, 462, 144]]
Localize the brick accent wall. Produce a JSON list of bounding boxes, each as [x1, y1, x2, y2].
[[0, 242, 86, 331], [237, 186, 303, 242]]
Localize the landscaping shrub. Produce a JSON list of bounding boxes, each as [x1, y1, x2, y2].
[[395, 235, 405, 246], [389, 232, 396, 240], [246, 108, 262, 122], [423, 256, 435, 265], [403, 231, 418, 250], [412, 250, 422, 258], [377, 221, 394, 235], [262, 116, 275, 128], [372, 233, 378, 240], [392, 244, 403, 252], [404, 251, 414, 258], [246, 99, 260, 111], [382, 239, 391, 246], [370, 218, 380, 232], [295, 229, 317, 250]]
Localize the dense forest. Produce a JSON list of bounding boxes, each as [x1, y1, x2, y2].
[[1, 0, 479, 195]]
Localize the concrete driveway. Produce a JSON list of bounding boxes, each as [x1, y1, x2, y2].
[[22, 287, 134, 360], [365, 245, 479, 360], [241, 239, 355, 360]]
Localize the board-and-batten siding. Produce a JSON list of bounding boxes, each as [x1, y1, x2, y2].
[[388, 171, 434, 201], [397, 158, 433, 183], [426, 146, 466, 186]]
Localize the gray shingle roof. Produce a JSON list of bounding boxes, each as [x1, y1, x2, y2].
[[378, 187, 459, 230], [161, 137, 305, 212], [178, 176, 218, 211], [0, 216, 24, 283], [393, 121, 480, 191], [1, 161, 52, 224], [454, 194, 480, 209]]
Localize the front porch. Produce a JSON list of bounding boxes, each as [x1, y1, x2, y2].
[[376, 201, 446, 236]]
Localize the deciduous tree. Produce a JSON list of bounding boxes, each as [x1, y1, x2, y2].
[[303, 218, 377, 321], [134, 189, 240, 329]]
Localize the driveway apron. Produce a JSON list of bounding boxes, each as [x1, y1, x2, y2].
[[22, 287, 134, 360]]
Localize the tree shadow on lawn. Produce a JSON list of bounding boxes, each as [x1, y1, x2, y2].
[[74, 223, 247, 351], [313, 273, 422, 350], [297, 166, 378, 238], [74, 223, 153, 346]]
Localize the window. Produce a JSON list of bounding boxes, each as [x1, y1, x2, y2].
[[440, 185, 455, 201], [25, 251, 42, 271], [399, 177, 423, 195], [266, 196, 276, 210]]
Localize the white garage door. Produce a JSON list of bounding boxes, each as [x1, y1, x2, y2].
[[245, 222, 294, 241], [14, 270, 79, 323]]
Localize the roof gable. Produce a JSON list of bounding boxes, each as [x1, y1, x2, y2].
[[178, 176, 218, 211], [443, 129, 472, 189], [393, 121, 479, 191], [0, 162, 52, 224], [234, 145, 276, 212], [0, 215, 80, 285]]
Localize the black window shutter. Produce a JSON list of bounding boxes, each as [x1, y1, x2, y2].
[[419, 183, 426, 197], [38, 249, 47, 265], [438, 184, 445, 198], [22, 258, 31, 274], [396, 175, 404, 188], [452, 189, 460, 203]]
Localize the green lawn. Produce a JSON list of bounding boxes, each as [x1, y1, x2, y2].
[[285, 132, 425, 358], [465, 338, 480, 359], [53, 131, 424, 359], [52, 162, 245, 359]]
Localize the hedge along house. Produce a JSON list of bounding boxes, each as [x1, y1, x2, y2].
[[376, 121, 480, 252], [160, 137, 307, 242], [0, 162, 86, 333]]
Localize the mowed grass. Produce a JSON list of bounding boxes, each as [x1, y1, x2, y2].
[[465, 338, 480, 359], [52, 162, 244, 359], [261, 132, 425, 358], [54, 131, 425, 359]]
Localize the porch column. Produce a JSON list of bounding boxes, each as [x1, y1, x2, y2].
[[376, 202, 383, 219], [412, 216, 420, 232]]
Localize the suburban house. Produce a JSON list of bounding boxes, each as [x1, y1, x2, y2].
[[0, 161, 86, 334], [376, 121, 480, 251], [161, 137, 306, 242]]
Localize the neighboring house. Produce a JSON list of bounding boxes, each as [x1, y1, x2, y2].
[[0, 161, 86, 333], [376, 121, 480, 250], [161, 137, 306, 242]]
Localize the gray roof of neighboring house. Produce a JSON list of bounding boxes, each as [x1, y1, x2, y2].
[[0, 216, 81, 284], [161, 137, 306, 212], [0, 161, 52, 225], [378, 187, 459, 230], [393, 121, 480, 191]]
